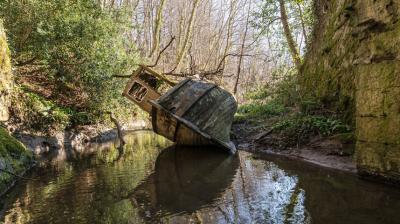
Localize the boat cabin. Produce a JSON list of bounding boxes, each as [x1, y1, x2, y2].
[[122, 65, 175, 113]]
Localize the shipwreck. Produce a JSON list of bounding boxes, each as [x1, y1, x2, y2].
[[123, 65, 238, 154]]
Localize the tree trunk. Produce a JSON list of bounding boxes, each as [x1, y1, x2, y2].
[[279, 0, 301, 71], [233, 0, 250, 95], [219, 0, 237, 84], [109, 112, 126, 146], [150, 0, 167, 57], [174, 0, 200, 71], [297, 2, 308, 45]]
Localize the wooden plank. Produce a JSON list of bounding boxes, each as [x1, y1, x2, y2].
[[175, 123, 213, 146], [153, 107, 178, 141], [123, 78, 161, 113], [151, 107, 159, 134], [141, 65, 177, 87], [149, 100, 212, 140]]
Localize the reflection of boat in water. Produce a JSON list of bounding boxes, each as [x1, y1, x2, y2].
[[130, 146, 239, 219], [123, 66, 237, 153]]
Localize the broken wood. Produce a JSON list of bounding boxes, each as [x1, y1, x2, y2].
[[108, 111, 126, 146], [254, 129, 273, 142]]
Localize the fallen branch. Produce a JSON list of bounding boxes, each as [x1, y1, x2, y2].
[[254, 129, 273, 142], [164, 52, 257, 79], [112, 49, 258, 81], [15, 57, 37, 67], [112, 75, 132, 78], [164, 68, 223, 78], [0, 168, 37, 180], [108, 112, 126, 146]]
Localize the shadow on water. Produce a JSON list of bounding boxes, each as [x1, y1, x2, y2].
[[130, 146, 239, 220], [1, 131, 400, 224]]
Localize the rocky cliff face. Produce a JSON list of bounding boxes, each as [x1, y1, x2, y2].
[[302, 0, 400, 183], [0, 20, 12, 122], [0, 21, 34, 195]]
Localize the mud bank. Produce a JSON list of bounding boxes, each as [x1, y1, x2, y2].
[[232, 122, 357, 173]]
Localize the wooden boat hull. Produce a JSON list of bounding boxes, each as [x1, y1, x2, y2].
[[123, 66, 237, 153], [151, 101, 227, 147], [149, 78, 237, 154]]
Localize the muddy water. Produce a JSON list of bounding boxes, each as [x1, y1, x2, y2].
[[1, 131, 400, 224]]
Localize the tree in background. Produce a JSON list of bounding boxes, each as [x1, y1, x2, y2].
[[253, 0, 313, 72], [0, 0, 314, 132], [0, 0, 139, 129]]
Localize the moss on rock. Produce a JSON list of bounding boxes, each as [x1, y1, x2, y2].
[[302, 0, 400, 184], [0, 19, 12, 121], [0, 127, 34, 195]]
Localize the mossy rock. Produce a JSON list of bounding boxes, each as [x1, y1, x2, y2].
[[0, 19, 13, 121], [0, 127, 34, 194]]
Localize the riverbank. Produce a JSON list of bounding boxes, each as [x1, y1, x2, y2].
[[11, 119, 151, 156], [0, 119, 151, 196], [0, 115, 387, 197], [232, 121, 357, 173], [0, 127, 34, 196]]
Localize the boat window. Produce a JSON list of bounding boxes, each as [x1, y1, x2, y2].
[[139, 73, 158, 88], [128, 82, 148, 102], [169, 106, 177, 113], [138, 71, 171, 95]]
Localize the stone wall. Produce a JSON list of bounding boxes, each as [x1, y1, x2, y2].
[[301, 0, 400, 183], [0, 20, 12, 122]]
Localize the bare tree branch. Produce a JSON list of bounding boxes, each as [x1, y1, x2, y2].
[[148, 36, 175, 68]]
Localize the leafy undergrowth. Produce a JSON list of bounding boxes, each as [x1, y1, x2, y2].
[[2, 0, 143, 134], [235, 85, 354, 152], [10, 88, 92, 134], [9, 86, 146, 134], [235, 102, 286, 122], [269, 113, 352, 148], [273, 114, 351, 137]]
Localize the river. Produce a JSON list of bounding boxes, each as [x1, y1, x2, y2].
[[1, 131, 400, 224]]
